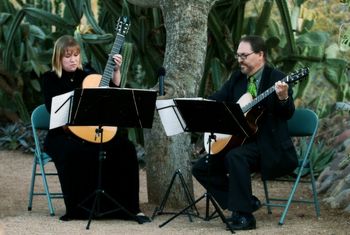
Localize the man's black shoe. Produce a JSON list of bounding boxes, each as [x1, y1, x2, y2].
[[229, 213, 256, 230], [227, 211, 240, 223], [136, 213, 152, 224], [226, 196, 261, 223], [59, 214, 71, 221], [252, 195, 262, 212], [59, 212, 89, 221]]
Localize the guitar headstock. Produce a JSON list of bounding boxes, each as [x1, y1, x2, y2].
[[116, 16, 130, 36], [285, 67, 309, 84]]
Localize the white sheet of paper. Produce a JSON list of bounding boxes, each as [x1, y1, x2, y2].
[[49, 91, 74, 129], [156, 99, 186, 136]]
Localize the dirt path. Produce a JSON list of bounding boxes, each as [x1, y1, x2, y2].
[[0, 150, 349, 234]]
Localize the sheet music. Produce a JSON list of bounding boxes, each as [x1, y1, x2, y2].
[[49, 91, 74, 129], [156, 99, 186, 136], [156, 97, 213, 136]]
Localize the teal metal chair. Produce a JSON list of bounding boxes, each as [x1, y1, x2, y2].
[[262, 108, 321, 225], [28, 104, 63, 216]]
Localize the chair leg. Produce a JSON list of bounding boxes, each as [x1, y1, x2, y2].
[[309, 163, 321, 217], [262, 180, 272, 214], [27, 156, 38, 211], [278, 163, 306, 225], [278, 181, 298, 225], [38, 157, 56, 216]]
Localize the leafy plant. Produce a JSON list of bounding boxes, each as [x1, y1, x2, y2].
[[294, 139, 335, 177], [0, 122, 34, 153], [0, 0, 165, 123], [339, 23, 350, 52]]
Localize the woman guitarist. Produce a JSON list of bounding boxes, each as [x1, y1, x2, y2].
[[42, 35, 150, 223], [192, 35, 298, 230]]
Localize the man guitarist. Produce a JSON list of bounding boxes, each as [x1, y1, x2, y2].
[[42, 35, 150, 223], [192, 35, 298, 230]]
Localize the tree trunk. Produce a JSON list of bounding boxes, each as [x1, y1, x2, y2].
[[145, 1, 211, 208], [128, 0, 216, 208]]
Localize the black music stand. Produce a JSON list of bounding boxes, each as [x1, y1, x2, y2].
[[68, 87, 157, 229], [151, 168, 200, 222], [157, 98, 253, 233]]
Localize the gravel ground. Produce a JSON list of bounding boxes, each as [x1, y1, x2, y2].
[[1, 150, 350, 235]]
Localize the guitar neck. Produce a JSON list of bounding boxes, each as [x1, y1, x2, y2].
[[241, 74, 292, 113], [99, 33, 125, 87]]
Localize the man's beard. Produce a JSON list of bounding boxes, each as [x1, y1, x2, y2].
[[239, 63, 250, 75]]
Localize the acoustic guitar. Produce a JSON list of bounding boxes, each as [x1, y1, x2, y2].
[[204, 67, 309, 155], [68, 16, 130, 143]]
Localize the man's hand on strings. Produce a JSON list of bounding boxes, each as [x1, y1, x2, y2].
[[275, 80, 289, 101]]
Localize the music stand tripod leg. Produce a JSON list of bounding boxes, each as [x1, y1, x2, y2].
[[78, 127, 141, 230], [158, 192, 234, 233], [206, 193, 235, 233], [151, 169, 178, 219], [152, 169, 199, 221], [86, 187, 101, 229], [159, 193, 205, 228], [201, 133, 235, 233], [176, 169, 200, 218], [157, 135, 234, 232], [202, 153, 220, 221]]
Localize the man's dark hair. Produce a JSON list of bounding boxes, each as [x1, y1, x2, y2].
[[240, 35, 267, 59]]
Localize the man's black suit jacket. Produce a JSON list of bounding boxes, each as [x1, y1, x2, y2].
[[209, 65, 298, 180]]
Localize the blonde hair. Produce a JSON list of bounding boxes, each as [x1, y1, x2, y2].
[[52, 35, 83, 77]]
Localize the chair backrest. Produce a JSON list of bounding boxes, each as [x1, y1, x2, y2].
[[287, 108, 318, 137], [31, 104, 50, 155], [31, 104, 50, 131]]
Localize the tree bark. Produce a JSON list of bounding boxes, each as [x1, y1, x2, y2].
[[127, 0, 217, 208]]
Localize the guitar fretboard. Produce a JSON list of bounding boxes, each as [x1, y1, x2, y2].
[[99, 33, 125, 87], [241, 69, 307, 113]]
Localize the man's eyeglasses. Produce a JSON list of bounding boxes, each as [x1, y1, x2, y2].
[[234, 52, 254, 60]]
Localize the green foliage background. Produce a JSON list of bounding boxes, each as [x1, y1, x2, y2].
[[0, 0, 349, 172], [0, 0, 349, 121]]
